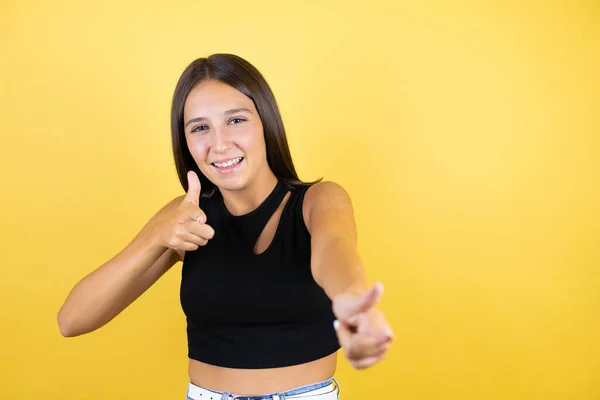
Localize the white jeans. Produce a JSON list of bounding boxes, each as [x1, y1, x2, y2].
[[186, 378, 340, 400]]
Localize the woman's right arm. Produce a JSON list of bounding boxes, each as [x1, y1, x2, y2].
[[57, 171, 213, 337]]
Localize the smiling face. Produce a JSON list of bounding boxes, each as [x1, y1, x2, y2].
[[183, 79, 271, 193]]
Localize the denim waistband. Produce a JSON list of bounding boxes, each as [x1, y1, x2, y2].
[[186, 377, 340, 400]]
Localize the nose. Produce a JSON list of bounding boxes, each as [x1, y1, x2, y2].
[[211, 126, 232, 153]]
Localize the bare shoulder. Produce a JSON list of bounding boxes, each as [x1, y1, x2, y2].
[[302, 181, 353, 232], [304, 181, 352, 210], [305, 180, 350, 198]]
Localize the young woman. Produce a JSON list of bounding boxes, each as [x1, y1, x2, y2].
[[57, 53, 393, 399]]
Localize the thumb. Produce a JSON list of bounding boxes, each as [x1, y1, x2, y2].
[[356, 282, 384, 313], [338, 282, 384, 320], [183, 171, 201, 206]]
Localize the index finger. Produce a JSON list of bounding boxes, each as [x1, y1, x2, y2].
[[184, 205, 207, 224]]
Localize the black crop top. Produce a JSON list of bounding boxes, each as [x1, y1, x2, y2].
[[179, 179, 340, 369]]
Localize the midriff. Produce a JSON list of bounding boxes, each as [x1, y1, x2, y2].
[[188, 352, 337, 394]]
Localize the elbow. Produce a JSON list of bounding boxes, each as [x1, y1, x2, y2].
[[57, 313, 75, 337], [57, 306, 107, 337], [57, 309, 83, 338], [59, 326, 77, 338]]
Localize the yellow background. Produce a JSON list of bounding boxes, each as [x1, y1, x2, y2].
[[1, 0, 598, 398]]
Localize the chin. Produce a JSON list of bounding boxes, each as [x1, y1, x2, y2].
[[213, 176, 248, 192]]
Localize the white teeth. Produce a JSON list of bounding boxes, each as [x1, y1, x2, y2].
[[213, 157, 242, 168]]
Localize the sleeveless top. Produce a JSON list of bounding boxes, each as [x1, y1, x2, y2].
[[179, 179, 340, 369]]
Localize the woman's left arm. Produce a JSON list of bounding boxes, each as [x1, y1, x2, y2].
[[305, 181, 367, 299], [305, 181, 394, 370]]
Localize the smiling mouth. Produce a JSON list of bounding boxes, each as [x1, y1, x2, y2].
[[210, 157, 244, 172]]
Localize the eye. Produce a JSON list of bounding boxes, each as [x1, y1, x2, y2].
[[230, 118, 246, 124], [190, 125, 208, 133]]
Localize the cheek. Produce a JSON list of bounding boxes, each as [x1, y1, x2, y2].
[[237, 124, 265, 154], [186, 137, 210, 161]]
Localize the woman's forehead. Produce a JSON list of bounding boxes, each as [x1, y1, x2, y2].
[[184, 80, 254, 118]]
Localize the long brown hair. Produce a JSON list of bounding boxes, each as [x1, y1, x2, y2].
[[170, 53, 321, 197]]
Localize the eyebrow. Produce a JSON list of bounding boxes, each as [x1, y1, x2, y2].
[[184, 108, 253, 129]]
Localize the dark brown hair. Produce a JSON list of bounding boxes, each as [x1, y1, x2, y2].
[[171, 53, 321, 197]]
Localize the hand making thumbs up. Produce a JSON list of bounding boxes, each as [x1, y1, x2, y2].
[[332, 282, 394, 370], [155, 171, 215, 252]]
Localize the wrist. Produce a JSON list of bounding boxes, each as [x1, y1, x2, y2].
[[335, 284, 368, 299], [140, 220, 167, 251], [133, 225, 168, 261]]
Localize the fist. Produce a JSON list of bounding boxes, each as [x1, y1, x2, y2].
[[333, 283, 394, 370], [156, 171, 215, 252]]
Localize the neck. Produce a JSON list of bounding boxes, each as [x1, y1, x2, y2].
[[219, 171, 279, 216]]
